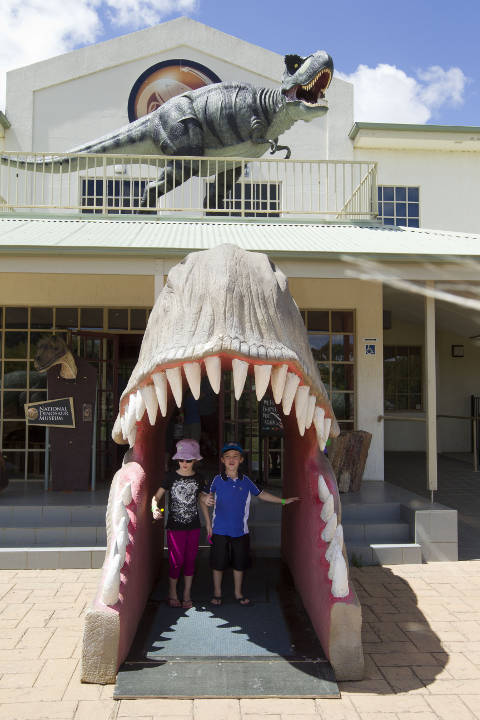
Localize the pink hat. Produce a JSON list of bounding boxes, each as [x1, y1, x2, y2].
[[172, 438, 203, 461]]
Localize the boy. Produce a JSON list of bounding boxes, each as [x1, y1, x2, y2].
[[202, 442, 299, 606]]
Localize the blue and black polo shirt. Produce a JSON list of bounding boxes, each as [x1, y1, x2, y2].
[[205, 471, 262, 537]]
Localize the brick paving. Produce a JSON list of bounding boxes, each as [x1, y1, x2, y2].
[[1, 562, 480, 720]]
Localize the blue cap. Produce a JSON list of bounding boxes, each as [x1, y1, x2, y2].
[[221, 442, 245, 455]]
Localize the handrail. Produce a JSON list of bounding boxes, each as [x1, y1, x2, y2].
[[378, 413, 479, 472], [0, 151, 378, 219]]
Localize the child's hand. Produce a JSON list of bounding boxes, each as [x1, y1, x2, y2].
[[205, 493, 215, 507], [151, 496, 164, 520], [284, 497, 300, 505]]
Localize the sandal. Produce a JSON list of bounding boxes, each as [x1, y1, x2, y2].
[[236, 597, 253, 606], [210, 596, 222, 606], [182, 599, 193, 609], [167, 597, 181, 608]]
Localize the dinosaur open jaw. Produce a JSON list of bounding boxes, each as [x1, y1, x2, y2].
[[285, 68, 332, 105], [114, 353, 334, 451]]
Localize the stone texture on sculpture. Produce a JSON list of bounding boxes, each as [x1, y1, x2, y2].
[[81, 244, 363, 684], [1, 52, 332, 209]]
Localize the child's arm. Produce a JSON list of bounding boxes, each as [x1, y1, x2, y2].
[[258, 490, 300, 505], [151, 487, 166, 520], [199, 496, 212, 536]]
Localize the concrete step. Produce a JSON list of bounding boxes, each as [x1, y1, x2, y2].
[[347, 542, 422, 566], [0, 546, 106, 570], [0, 526, 106, 547], [343, 521, 411, 544], [0, 505, 107, 525], [342, 501, 402, 523]]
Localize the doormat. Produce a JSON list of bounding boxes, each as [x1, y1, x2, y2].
[[114, 558, 339, 698]]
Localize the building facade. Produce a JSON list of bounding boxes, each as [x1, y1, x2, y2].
[[1, 17, 479, 491]]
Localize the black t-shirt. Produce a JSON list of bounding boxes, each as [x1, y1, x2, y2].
[[160, 470, 205, 530]]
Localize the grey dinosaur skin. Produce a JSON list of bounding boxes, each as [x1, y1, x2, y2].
[[1, 51, 333, 208]]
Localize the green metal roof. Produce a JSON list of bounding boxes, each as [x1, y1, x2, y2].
[[0, 216, 479, 261], [349, 122, 480, 140]]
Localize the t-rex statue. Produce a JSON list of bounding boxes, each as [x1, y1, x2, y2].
[[34, 335, 77, 379], [81, 244, 364, 686], [1, 52, 333, 209]]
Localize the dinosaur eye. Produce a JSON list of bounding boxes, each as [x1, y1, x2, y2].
[[284, 54, 304, 75]]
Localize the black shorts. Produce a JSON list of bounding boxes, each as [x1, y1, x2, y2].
[[209, 533, 250, 571]]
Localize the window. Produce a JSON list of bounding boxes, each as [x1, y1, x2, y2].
[[205, 182, 280, 217], [301, 310, 355, 430], [81, 179, 147, 214], [377, 186, 419, 227], [384, 345, 422, 411], [0, 306, 151, 480]]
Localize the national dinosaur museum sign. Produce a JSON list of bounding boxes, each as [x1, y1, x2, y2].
[[24, 397, 75, 428]]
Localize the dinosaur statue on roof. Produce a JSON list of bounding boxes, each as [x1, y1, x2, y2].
[[1, 52, 333, 209]]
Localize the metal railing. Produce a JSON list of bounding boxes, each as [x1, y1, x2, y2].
[[380, 413, 480, 472], [0, 152, 378, 220]]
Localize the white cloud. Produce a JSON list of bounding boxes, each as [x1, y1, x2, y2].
[[0, 0, 197, 113], [337, 63, 468, 123]]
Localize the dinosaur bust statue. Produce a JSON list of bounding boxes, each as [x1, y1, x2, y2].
[[34, 335, 78, 380], [1, 51, 333, 209]]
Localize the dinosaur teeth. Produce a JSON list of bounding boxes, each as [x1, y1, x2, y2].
[[117, 359, 334, 450]]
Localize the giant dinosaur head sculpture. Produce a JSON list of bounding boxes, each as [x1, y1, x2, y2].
[[113, 243, 338, 446], [282, 51, 333, 121], [86, 244, 363, 685]]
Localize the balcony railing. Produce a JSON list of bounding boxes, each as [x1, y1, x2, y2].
[[0, 152, 378, 221]]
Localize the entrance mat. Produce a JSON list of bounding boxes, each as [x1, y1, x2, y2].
[[114, 658, 339, 699], [116, 558, 338, 698]]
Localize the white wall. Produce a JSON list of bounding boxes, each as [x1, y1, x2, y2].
[[287, 274, 384, 480], [354, 146, 480, 235]]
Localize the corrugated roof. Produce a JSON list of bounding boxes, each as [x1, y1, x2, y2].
[[0, 216, 479, 260]]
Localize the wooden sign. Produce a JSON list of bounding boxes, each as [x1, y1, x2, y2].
[[24, 397, 75, 428], [259, 394, 284, 437]]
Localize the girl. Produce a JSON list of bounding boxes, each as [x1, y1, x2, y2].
[[152, 438, 212, 608]]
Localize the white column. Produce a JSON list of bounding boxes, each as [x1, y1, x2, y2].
[[425, 282, 437, 494]]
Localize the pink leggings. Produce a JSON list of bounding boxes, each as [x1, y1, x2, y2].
[[166, 528, 201, 579]]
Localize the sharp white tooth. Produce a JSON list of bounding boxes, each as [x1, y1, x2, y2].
[[324, 417, 332, 441], [332, 554, 349, 598], [141, 384, 158, 426], [127, 425, 136, 448], [271, 364, 288, 404], [321, 513, 337, 542], [152, 372, 168, 417], [205, 355, 221, 394], [135, 389, 145, 421], [328, 543, 342, 580], [254, 364, 272, 401], [232, 358, 249, 400], [325, 524, 344, 564], [313, 407, 326, 448], [183, 362, 201, 399], [166, 366, 183, 408], [295, 386, 309, 435], [320, 493, 334, 522], [125, 395, 136, 436], [318, 474, 330, 502], [120, 412, 127, 440], [305, 394, 316, 429], [282, 372, 300, 415]]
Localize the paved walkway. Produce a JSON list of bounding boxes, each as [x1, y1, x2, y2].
[[1, 560, 480, 720]]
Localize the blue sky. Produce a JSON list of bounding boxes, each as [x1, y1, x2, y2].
[[2, 0, 479, 125]]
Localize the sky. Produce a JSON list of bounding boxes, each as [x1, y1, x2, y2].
[[1, 0, 479, 126]]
